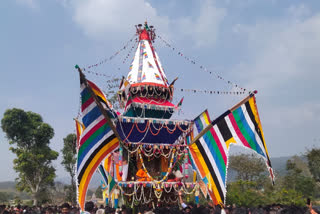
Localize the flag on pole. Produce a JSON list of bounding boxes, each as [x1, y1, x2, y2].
[[76, 71, 119, 211], [189, 94, 273, 205]]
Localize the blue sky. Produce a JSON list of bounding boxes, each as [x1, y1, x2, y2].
[[1, 0, 320, 181]]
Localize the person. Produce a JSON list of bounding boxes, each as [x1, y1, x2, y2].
[[220, 203, 226, 214], [308, 202, 319, 214], [178, 191, 187, 209], [96, 208, 104, 214], [178, 191, 193, 213], [45, 207, 54, 214], [61, 203, 71, 214], [83, 201, 95, 214]]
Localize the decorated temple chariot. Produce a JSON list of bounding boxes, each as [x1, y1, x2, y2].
[[74, 22, 274, 211]]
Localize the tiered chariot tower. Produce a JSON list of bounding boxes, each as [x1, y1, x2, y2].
[[112, 22, 195, 206]]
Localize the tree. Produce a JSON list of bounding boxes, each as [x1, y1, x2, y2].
[[229, 153, 266, 182], [226, 180, 268, 207], [0, 192, 10, 203], [61, 133, 77, 204], [306, 148, 320, 182], [1, 108, 59, 205], [282, 156, 317, 203], [226, 153, 271, 206], [105, 77, 121, 110], [95, 186, 103, 199]]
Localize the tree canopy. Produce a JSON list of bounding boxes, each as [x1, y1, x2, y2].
[[226, 151, 320, 207], [61, 133, 77, 204], [1, 108, 59, 205], [306, 148, 320, 182], [229, 153, 266, 181]]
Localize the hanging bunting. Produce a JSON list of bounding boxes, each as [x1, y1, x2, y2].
[[157, 34, 247, 92], [82, 34, 137, 71]]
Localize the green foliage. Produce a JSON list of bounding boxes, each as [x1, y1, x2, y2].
[[229, 153, 266, 182], [1, 108, 59, 205], [61, 133, 77, 204], [306, 148, 320, 182], [0, 192, 11, 203], [173, 153, 185, 171], [14, 196, 22, 205], [283, 156, 317, 199], [95, 186, 103, 199], [226, 180, 268, 207], [226, 153, 319, 207]]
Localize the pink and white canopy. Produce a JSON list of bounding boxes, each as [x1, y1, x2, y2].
[[126, 29, 169, 88]]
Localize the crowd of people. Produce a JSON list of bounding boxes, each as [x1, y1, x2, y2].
[[0, 201, 318, 214]]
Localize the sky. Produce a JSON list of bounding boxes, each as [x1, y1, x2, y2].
[[1, 0, 320, 182]]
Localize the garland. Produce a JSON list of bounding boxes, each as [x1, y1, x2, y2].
[[160, 196, 179, 203], [77, 67, 247, 96], [153, 183, 163, 201], [138, 148, 176, 184], [118, 116, 191, 126], [117, 181, 199, 205], [118, 120, 192, 145]]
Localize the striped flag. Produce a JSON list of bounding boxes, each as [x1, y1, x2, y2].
[[75, 118, 85, 149], [108, 174, 116, 196], [76, 74, 119, 211], [189, 94, 273, 205], [98, 164, 108, 188]]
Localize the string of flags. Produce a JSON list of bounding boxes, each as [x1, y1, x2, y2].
[[122, 40, 138, 64], [79, 70, 247, 96], [157, 35, 247, 92], [82, 34, 137, 71], [176, 88, 248, 95], [83, 70, 115, 78]]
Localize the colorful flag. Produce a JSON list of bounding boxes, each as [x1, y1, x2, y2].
[[86, 80, 112, 109], [143, 52, 148, 58], [108, 174, 116, 196], [104, 154, 113, 175], [177, 97, 184, 108], [98, 164, 108, 188], [77, 74, 119, 211], [189, 94, 273, 205], [148, 61, 154, 68], [154, 73, 161, 80], [75, 118, 85, 149]]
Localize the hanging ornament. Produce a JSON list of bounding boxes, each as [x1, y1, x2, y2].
[[119, 146, 123, 177]]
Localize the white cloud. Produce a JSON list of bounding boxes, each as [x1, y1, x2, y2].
[[63, 0, 226, 47], [66, 0, 169, 41], [175, 0, 226, 47], [232, 8, 320, 93], [228, 5, 320, 156], [287, 4, 311, 18]]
